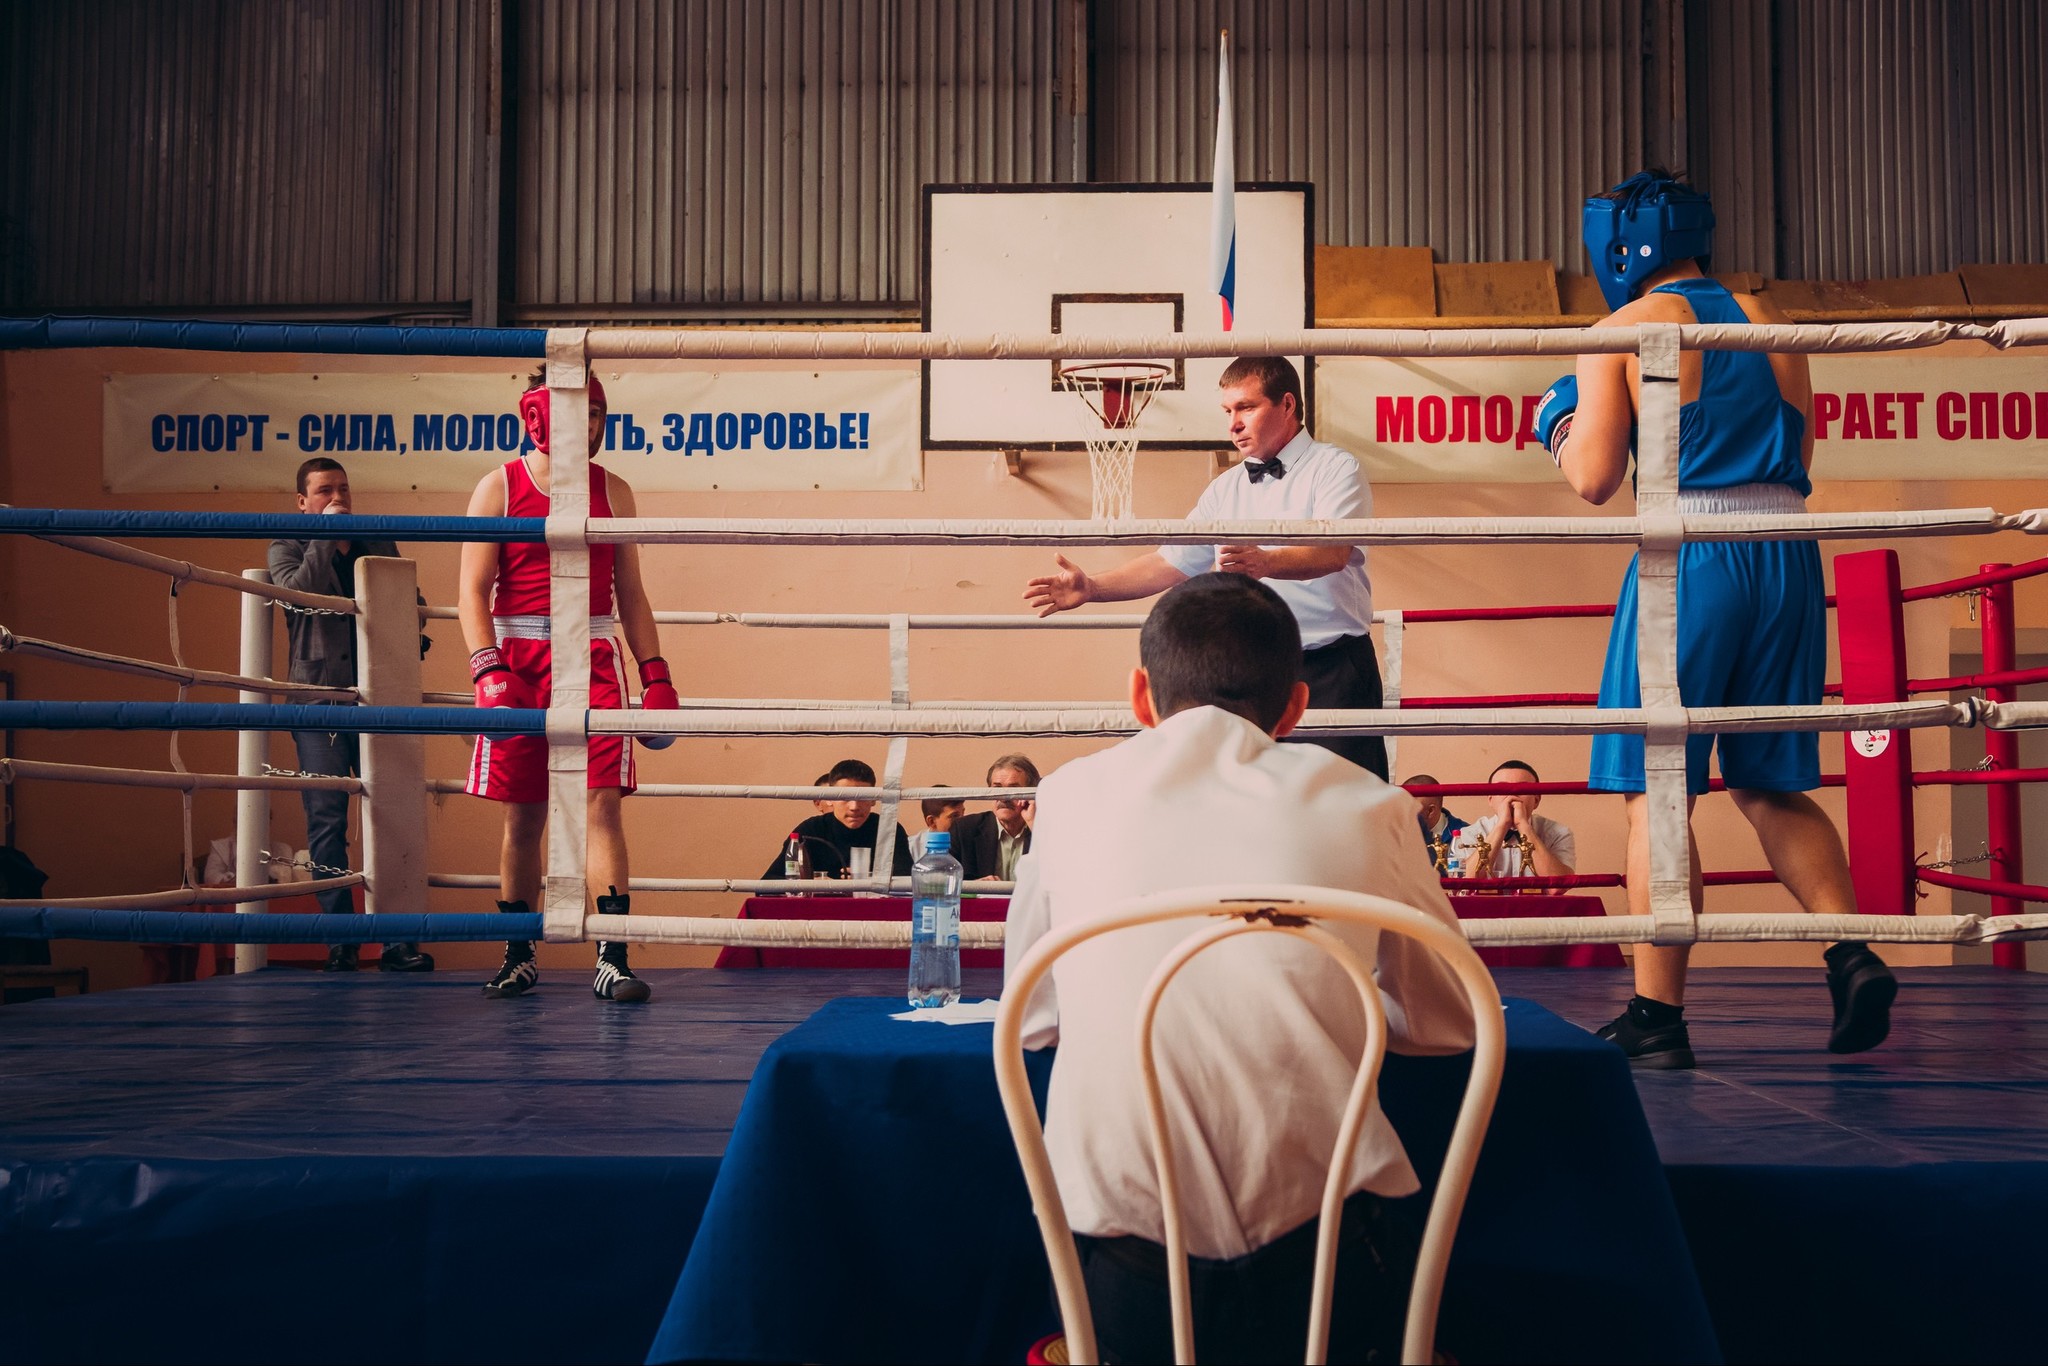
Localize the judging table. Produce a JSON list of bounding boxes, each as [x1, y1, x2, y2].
[[645, 981, 1718, 1365], [714, 893, 1623, 969]]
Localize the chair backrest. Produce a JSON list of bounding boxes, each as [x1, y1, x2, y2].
[[992, 884, 1506, 1366]]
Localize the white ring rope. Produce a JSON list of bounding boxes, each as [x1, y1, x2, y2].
[[0, 874, 363, 911], [30, 529, 357, 614], [579, 317, 2048, 361], [4, 757, 361, 794], [0, 628, 357, 699], [586, 509, 2015, 548]]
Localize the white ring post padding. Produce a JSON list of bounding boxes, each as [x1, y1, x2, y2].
[[6, 757, 362, 793], [33, 531, 358, 614], [888, 613, 911, 709], [585, 508, 2008, 548], [0, 628, 357, 698], [1379, 609, 1403, 778], [579, 317, 2048, 362], [2, 874, 365, 911], [871, 736, 909, 882], [543, 328, 593, 942], [990, 887, 1506, 1366], [355, 557, 429, 918], [1634, 324, 1695, 946], [235, 569, 274, 973]]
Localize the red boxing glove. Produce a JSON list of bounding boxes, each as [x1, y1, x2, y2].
[[470, 646, 531, 709], [637, 657, 679, 750]]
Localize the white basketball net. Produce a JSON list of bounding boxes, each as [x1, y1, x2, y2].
[[1058, 363, 1169, 521]]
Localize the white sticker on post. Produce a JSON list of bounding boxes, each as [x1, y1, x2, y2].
[[1850, 729, 1892, 759]]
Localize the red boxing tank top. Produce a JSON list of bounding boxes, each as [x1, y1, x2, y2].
[[491, 457, 617, 617]]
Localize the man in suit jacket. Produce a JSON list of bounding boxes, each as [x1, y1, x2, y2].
[[1004, 573, 1473, 1364], [951, 753, 1038, 881]]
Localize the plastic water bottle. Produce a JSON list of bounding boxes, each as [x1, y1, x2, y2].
[[908, 831, 963, 1008]]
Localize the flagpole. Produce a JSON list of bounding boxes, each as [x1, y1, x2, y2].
[[1210, 28, 1237, 332]]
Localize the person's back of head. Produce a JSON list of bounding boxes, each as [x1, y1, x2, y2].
[[1139, 572, 1304, 735]]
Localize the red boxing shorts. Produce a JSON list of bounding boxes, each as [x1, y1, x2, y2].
[[466, 635, 636, 803]]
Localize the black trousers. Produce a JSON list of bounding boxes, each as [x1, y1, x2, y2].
[[292, 714, 415, 954], [1289, 632, 1390, 780], [1074, 1190, 1417, 1365]]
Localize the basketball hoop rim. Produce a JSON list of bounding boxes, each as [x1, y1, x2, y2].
[[1056, 361, 1174, 384]]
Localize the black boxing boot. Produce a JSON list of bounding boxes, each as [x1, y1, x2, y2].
[[592, 887, 651, 1003], [1825, 941, 1896, 1054], [1597, 995, 1696, 1070], [482, 900, 539, 999]]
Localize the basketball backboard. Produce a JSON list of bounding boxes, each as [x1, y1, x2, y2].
[[922, 183, 1313, 450]]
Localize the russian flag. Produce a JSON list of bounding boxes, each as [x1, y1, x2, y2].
[[1209, 32, 1236, 331]]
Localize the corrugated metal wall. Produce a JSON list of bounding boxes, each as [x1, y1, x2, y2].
[[1093, 0, 1645, 266], [2, 0, 2044, 313], [0, 0, 479, 313], [515, 0, 1059, 312]]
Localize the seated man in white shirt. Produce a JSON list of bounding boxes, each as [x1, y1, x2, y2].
[[1450, 760, 1577, 887], [1004, 572, 1475, 1364]]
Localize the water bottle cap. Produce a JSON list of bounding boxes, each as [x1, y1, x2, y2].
[[925, 832, 950, 852]]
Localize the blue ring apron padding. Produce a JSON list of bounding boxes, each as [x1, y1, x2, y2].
[[0, 699, 547, 734], [0, 508, 543, 543], [0, 909, 545, 942], [0, 314, 546, 357]]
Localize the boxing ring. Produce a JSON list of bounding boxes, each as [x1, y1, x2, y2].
[[7, 315, 2048, 1366]]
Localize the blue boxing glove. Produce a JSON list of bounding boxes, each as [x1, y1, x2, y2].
[[1530, 375, 1579, 465]]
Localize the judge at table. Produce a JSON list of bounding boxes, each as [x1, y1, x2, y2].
[[949, 753, 1038, 881], [1004, 572, 1475, 1364], [762, 758, 914, 880]]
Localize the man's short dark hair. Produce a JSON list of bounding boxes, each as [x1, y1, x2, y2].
[[1139, 572, 1302, 732], [921, 791, 965, 820], [986, 753, 1040, 785], [826, 758, 876, 786], [1218, 356, 1303, 420], [1491, 759, 1540, 784], [296, 457, 345, 495]]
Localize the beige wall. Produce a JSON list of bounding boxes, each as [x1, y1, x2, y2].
[[6, 343, 2044, 991]]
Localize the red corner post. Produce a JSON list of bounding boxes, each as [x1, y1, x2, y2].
[[1834, 549, 1915, 919], [1981, 565, 2027, 968]]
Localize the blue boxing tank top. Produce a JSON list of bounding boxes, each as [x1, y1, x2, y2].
[[1652, 278, 1811, 495]]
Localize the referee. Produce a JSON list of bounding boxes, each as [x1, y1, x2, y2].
[[1024, 355, 1386, 779]]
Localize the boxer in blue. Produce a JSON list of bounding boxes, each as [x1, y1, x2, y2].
[[1533, 169, 1895, 1069]]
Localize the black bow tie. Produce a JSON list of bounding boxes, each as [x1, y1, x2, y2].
[[1244, 456, 1286, 484]]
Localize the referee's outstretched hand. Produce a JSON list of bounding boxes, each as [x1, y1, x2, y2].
[[1024, 554, 1093, 617]]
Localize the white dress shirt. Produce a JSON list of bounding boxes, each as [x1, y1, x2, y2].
[[1158, 428, 1375, 649], [1003, 706, 1475, 1259], [1451, 812, 1577, 876]]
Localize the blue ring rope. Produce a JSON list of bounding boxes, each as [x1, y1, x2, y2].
[[0, 700, 545, 734], [0, 315, 546, 357], [0, 508, 543, 544], [0, 908, 545, 944]]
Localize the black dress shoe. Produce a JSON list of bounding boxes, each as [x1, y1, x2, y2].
[[378, 945, 436, 973], [1825, 941, 1896, 1054], [1597, 1001, 1697, 1070], [323, 946, 359, 973]]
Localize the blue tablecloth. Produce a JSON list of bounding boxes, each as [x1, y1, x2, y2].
[[646, 997, 1719, 1365]]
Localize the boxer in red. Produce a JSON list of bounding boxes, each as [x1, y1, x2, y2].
[[458, 369, 679, 1002]]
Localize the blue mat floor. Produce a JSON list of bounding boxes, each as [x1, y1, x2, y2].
[[3, 965, 2045, 1364]]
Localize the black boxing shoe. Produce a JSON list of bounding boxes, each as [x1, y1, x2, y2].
[[378, 944, 435, 972], [1597, 996, 1697, 1070], [323, 945, 359, 973], [1825, 941, 1897, 1055]]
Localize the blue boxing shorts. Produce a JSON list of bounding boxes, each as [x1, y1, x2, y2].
[[1589, 538, 1826, 795]]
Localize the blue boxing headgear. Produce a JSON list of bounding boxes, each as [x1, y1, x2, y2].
[[1582, 171, 1716, 311]]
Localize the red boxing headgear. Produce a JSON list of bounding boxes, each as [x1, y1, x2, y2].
[[517, 375, 608, 453]]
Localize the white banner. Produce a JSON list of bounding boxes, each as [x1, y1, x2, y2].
[[1317, 354, 2048, 483], [103, 364, 922, 493]]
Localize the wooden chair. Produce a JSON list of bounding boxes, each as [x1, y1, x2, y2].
[[994, 885, 1506, 1365]]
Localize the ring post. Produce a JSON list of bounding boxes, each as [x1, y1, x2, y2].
[[1980, 565, 2027, 968], [1835, 549, 1916, 920], [1634, 324, 1696, 945], [543, 329, 592, 941], [355, 557, 428, 918], [234, 570, 273, 972]]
